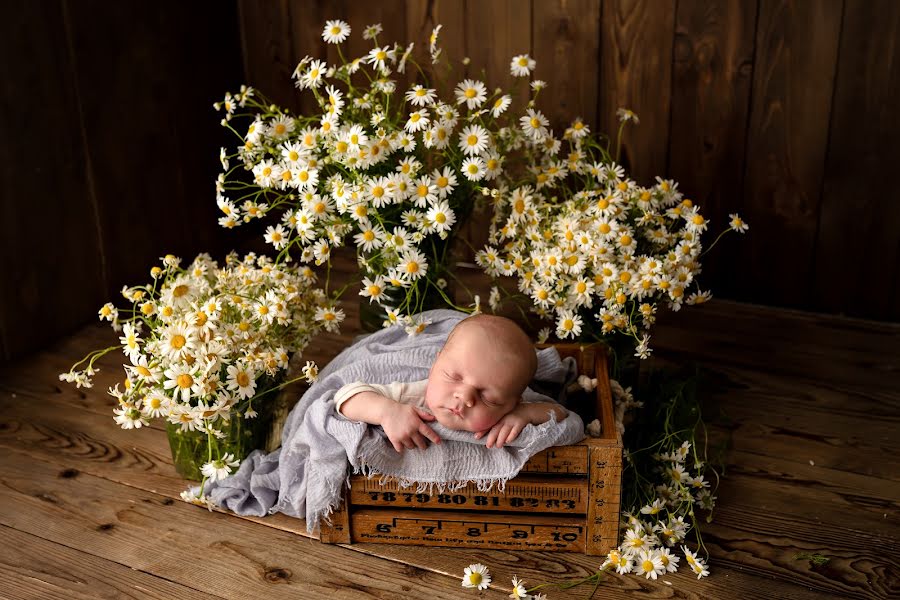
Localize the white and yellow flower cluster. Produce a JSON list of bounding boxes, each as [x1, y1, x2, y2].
[[477, 110, 748, 355], [213, 20, 546, 330], [61, 252, 326, 483]]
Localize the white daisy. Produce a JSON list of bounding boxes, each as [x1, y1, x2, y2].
[[366, 45, 391, 72], [359, 275, 386, 303], [729, 212, 749, 233], [113, 402, 148, 429], [119, 322, 142, 360], [302, 360, 319, 383], [405, 108, 430, 133], [314, 305, 345, 333], [555, 309, 583, 339], [405, 85, 437, 107], [432, 166, 458, 198], [226, 361, 257, 400], [490, 94, 512, 118], [363, 23, 383, 40], [160, 321, 195, 361], [461, 156, 486, 181], [200, 453, 240, 482], [636, 549, 665, 580], [140, 390, 169, 419], [657, 547, 681, 573], [520, 108, 549, 141], [399, 249, 429, 281], [510, 53, 536, 77], [458, 124, 490, 155], [461, 563, 491, 590], [302, 59, 327, 89], [162, 362, 201, 402], [509, 576, 528, 599], [412, 176, 438, 207], [353, 226, 383, 252], [426, 201, 456, 233], [454, 78, 487, 109], [264, 224, 289, 249], [321, 20, 350, 44]]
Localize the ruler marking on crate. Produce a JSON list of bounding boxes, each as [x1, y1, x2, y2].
[[349, 474, 589, 513], [351, 509, 589, 552]]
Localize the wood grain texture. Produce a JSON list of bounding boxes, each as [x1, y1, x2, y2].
[[63, 0, 232, 296], [815, 0, 900, 320], [0, 524, 219, 600], [5, 299, 894, 596], [0, 0, 107, 362], [533, 0, 601, 133], [239, 0, 301, 112], [598, 0, 676, 183], [0, 452, 510, 599], [739, 0, 842, 308], [668, 0, 757, 300]]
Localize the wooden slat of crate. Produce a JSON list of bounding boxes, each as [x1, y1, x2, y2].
[[349, 473, 588, 513], [320, 343, 623, 555], [350, 508, 588, 553]]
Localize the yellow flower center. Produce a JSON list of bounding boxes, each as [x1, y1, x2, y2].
[[620, 234, 632, 246], [372, 186, 384, 198], [469, 573, 482, 585], [616, 182, 628, 191], [563, 318, 573, 330], [576, 282, 587, 293], [171, 334, 186, 349], [172, 284, 189, 298], [435, 213, 446, 223], [406, 262, 419, 273], [238, 321, 250, 332], [324, 312, 336, 321], [376, 50, 387, 61], [467, 134, 478, 146], [162, 306, 174, 317], [136, 366, 151, 377], [619, 272, 632, 283], [692, 214, 705, 225], [299, 171, 309, 182], [368, 285, 382, 296], [518, 58, 528, 66], [642, 560, 654, 572], [177, 373, 193, 389], [530, 117, 540, 128], [598, 223, 611, 234], [494, 97, 504, 108], [465, 88, 476, 98], [259, 305, 269, 315], [467, 164, 478, 174], [236, 371, 250, 387], [194, 312, 207, 326], [141, 303, 154, 315], [274, 123, 287, 135], [487, 158, 498, 170], [410, 113, 421, 122], [437, 176, 449, 188], [417, 185, 429, 197], [537, 290, 548, 300], [331, 26, 341, 34], [416, 88, 427, 97]]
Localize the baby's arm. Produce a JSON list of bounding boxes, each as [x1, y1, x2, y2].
[[340, 390, 441, 453], [475, 402, 568, 449]]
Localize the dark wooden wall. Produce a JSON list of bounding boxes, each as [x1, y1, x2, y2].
[[0, 0, 244, 362], [238, 0, 900, 321], [2, 0, 898, 362]]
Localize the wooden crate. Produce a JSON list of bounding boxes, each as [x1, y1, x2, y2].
[[319, 343, 623, 555]]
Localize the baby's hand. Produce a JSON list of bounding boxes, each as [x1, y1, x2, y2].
[[475, 409, 530, 449], [382, 403, 441, 453]]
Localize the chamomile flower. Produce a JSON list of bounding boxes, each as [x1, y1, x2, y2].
[[314, 305, 345, 332], [354, 226, 383, 252], [119, 322, 142, 361], [140, 390, 169, 419], [301, 59, 327, 89], [405, 108, 430, 133], [509, 576, 528, 599], [555, 309, 583, 339], [321, 19, 350, 44], [682, 545, 710, 579], [426, 201, 456, 233], [302, 360, 319, 383], [359, 275, 386, 303], [520, 108, 549, 141], [491, 94, 512, 118], [454, 79, 487, 109], [461, 156, 486, 181], [114, 402, 148, 429], [366, 45, 391, 72], [461, 563, 491, 590], [163, 362, 202, 402], [264, 224, 289, 249], [399, 249, 429, 281], [432, 166, 458, 198], [405, 315, 432, 336], [510, 53, 536, 76], [201, 452, 240, 482], [617, 107, 640, 124], [226, 361, 257, 400], [636, 549, 665, 580], [406, 85, 437, 107], [658, 547, 681, 573], [729, 213, 749, 233], [458, 124, 490, 155], [363, 23, 383, 40]]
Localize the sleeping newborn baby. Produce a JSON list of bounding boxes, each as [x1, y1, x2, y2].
[[335, 314, 568, 453]]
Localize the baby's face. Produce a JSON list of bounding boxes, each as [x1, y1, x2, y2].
[[423, 328, 527, 432]]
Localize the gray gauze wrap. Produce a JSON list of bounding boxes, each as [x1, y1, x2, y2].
[[200, 309, 585, 533]]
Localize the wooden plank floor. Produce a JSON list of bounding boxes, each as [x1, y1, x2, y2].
[[1, 293, 898, 598]]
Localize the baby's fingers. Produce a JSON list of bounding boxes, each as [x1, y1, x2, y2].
[[419, 423, 441, 445]]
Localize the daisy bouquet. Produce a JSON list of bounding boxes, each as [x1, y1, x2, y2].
[[476, 108, 749, 367], [60, 251, 326, 491], [212, 19, 543, 333]]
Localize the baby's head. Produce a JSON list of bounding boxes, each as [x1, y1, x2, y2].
[[424, 314, 537, 432]]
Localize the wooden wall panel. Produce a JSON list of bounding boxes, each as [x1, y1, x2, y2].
[[533, 0, 601, 134], [0, 0, 106, 361], [740, 0, 842, 308], [239, 0, 301, 113], [407, 0, 468, 89], [598, 0, 676, 184], [815, 0, 900, 320], [668, 0, 757, 298], [64, 1, 236, 293]]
